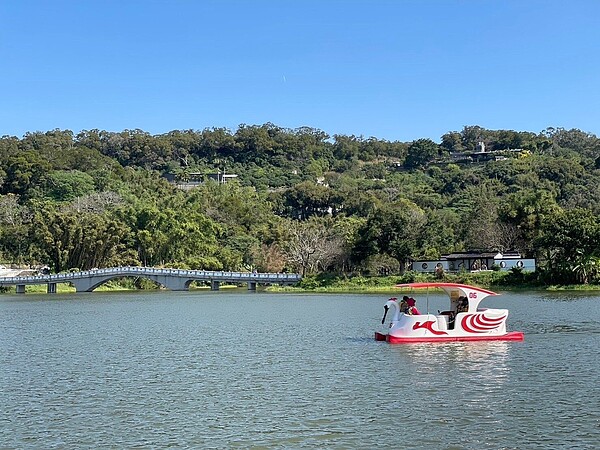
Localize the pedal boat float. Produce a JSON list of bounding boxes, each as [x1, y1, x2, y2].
[[374, 282, 524, 343]]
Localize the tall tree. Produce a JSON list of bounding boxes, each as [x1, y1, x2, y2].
[[404, 139, 441, 170], [282, 218, 343, 275], [353, 200, 426, 271], [31, 209, 134, 272], [498, 189, 560, 257], [536, 208, 600, 283]]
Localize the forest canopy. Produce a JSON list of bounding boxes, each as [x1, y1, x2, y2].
[[2, 124, 600, 285]]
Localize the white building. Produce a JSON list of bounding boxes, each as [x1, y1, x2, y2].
[[410, 251, 536, 273]]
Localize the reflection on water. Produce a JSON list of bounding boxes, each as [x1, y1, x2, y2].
[[399, 340, 510, 362], [1, 290, 599, 448], [391, 341, 511, 396]]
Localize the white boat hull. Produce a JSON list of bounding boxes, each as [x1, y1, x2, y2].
[[375, 283, 524, 343]]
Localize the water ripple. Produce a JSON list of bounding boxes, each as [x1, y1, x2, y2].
[[1, 291, 599, 448]]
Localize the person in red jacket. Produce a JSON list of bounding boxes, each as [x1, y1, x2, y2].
[[406, 298, 421, 315]]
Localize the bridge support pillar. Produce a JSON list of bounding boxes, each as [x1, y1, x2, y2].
[[211, 280, 220, 291], [16, 284, 26, 294], [151, 276, 190, 291], [247, 281, 257, 291], [47, 283, 57, 294]]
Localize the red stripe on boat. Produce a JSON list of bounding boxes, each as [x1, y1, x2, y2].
[[462, 313, 507, 333], [374, 332, 388, 341], [386, 331, 524, 344]]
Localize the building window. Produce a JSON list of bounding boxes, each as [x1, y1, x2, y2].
[[500, 261, 506, 268]]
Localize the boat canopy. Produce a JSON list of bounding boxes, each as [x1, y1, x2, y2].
[[395, 282, 499, 312]]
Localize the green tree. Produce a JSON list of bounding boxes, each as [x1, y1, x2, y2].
[[572, 253, 600, 284], [0, 194, 33, 264], [536, 208, 600, 283], [404, 139, 441, 170], [542, 127, 600, 159], [353, 200, 426, 271], [2, 152, 51, 197], [499, 190, 560, 257], [278, 181, 332, 220], [46, 170, 96, 201], [31, 209, 135, 272], [440, 132, 464, 152]]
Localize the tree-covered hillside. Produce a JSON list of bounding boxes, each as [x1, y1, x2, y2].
[[1, 124, 600, 285]]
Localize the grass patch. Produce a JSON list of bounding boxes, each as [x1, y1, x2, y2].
[[546, 284, 600, 291], [0, 284, 76, 294], [270, 270, 595, 293]]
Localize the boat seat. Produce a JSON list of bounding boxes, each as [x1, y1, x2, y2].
[[436, 315, 448, 331]]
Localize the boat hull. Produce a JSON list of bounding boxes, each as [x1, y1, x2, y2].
[[374, 331, 387, 341], [376, 284, 524, 344], [376, 331, 524, 344]]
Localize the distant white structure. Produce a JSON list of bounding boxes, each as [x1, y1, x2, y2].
[[476, 141, 486, 152], [0, 265, 30, 277], [166, 172, 239, 190], [207, 173, 238, 184], [410, 251, 536, 273]]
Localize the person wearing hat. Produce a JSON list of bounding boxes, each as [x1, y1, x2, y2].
[[407, 297, 421, 315]]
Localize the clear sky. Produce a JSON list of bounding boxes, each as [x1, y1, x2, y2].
[[1, 0, 599, 142]]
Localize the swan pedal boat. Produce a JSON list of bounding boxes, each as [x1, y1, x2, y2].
[[375, 282, 524, 344]]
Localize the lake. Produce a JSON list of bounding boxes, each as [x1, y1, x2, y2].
[[1, 289, 599, 449]]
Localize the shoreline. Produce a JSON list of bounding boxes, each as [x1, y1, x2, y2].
[[3, 278, 600, 295]]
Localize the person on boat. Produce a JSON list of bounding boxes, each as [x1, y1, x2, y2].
[[407, 298, 421, 315], [399, 296, 410, 314], [456, 296, 469, 313], [447, 311, 456, 329]]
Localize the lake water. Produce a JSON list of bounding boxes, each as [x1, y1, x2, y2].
[[1, 289, 599, 449]]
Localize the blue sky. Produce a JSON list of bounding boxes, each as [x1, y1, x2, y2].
[[1, 0, 599, 142]]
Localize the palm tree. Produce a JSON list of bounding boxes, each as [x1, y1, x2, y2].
[[572, 252, 600, 284]]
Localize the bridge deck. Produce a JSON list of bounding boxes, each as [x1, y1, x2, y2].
[[0, 266, 301, 293]]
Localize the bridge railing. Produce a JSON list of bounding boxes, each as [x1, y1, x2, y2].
[[0, 267, 301, 284]]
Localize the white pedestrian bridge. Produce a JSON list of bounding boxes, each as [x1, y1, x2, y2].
[[0, 266, 302, 294]]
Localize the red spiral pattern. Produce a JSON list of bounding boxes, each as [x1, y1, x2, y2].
[[461, 313, 506, 333]]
